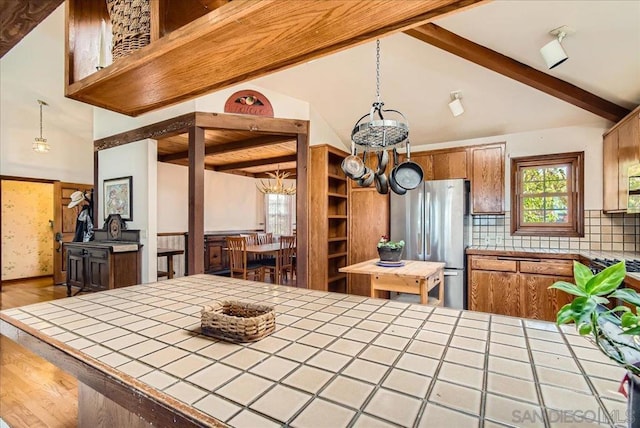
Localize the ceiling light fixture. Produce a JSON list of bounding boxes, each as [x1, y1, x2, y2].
[[351, 39, 409, 152], [540, 26, 574, 69], [448, 91, 464, 117], [257, 167, 296, 195], [33, 100, 50, 153]]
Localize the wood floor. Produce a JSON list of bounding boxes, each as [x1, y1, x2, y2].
[[0, 277, 78, 428]]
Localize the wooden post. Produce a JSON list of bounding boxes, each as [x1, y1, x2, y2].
[[188, 126, 204, 275]]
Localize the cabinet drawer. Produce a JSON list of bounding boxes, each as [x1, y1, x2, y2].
[[470, 257, 517, 272], [520, 260, 573, 277]]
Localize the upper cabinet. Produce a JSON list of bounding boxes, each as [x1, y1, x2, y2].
[[603, 106, 640, 213], [64, 0, 472, 116], [409, 143, 505, 214]]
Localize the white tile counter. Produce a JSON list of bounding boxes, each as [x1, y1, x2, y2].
[[0, 275, 630, 427]]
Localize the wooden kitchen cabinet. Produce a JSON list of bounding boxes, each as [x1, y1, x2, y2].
[[469, 269, 522, 317], [409, 143, 505, 214], [348, 186, 390, 296], [471, 144, 505, 214], [603, 106, 640, 212], [467, 253, 576, 321]]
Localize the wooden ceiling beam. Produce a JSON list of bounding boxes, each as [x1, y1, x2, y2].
[[66, 0, 484, 116], [404, 23, 630, 123], [158, 134, 293, 162], [0, 0, 63, 58], [215, 154, 297, 171]]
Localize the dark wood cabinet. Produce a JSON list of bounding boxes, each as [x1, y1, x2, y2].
[[467, 253, 575, 321], [65, 242, 141, 296], [203, 230, 262, 274]]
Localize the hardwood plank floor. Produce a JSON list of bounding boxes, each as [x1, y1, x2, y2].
[[1, 277, 78, 427]]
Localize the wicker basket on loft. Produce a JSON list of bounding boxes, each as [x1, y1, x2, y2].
[[106, 0, 151, 60]]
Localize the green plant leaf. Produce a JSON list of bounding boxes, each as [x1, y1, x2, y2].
[[556, 303, 575, 325], [570, 296, 597, 328], [621, 312, 638, 328], [573, 261, 593, 290], [610, 288, 640, 307], [622, 326, 640, 335], [549, 281, 587, 297], [585, 261, 626, 296], [578, 322, 592, 335]]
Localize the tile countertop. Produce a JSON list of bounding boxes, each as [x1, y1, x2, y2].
[[0, 275, 631, 428]]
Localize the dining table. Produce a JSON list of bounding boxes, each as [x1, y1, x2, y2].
[[245, 242, 296, 285], [340, 259, 446, 305]]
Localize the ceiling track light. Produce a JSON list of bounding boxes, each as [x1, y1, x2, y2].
[[448, 91, 464, 117], [540, 25, 575, 69], [33, 99, 50, 153]]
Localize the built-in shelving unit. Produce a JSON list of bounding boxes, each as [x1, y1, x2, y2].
[[309, 145, 349, 293]]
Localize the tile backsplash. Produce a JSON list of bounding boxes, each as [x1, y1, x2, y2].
[[472, 210, 640, 252]]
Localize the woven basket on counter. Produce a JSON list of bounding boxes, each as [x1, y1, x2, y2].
[[106, 0, 151, 60], [201, 301, 275, 343]]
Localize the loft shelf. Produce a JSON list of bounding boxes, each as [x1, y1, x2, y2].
[[64, 0, 472, 116]]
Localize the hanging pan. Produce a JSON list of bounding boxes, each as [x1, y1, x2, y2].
[[389, 148, 407, 195], [392, 140, 423, 190], [375, 172, 389, 194], [357, 150, 375, 187], [341, 142, 365, 180]]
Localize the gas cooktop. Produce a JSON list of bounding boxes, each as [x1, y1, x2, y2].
[[591, 258, 640, 273]]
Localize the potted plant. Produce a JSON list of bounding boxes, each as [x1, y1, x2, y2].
[[377, 236, 405, 262], [550, 261, 640, 427]]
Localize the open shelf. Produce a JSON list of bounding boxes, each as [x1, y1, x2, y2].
[[328, 173, 347, 182], [328, 273, 347, 283], [328, 192, 348, 199], [328, 252, 348, 259], [328, 215, 348, 219], [328, 237, 347, 242]]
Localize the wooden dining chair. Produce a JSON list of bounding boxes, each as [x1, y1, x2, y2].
[[227, 236, 264, 281], [264, 235, 296, 284], [257, 232, 273, 245]]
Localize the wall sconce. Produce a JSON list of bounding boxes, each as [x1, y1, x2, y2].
[[540, 26, 574, 69], [33, 99, 50, 153], [448, 91, 464, 117]]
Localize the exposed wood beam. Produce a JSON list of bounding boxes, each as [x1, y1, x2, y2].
[[196, 112, 308, 135], [0, 0, 63, 58], [404, 23, 630, 123], [215, 154, 297, 171], [188, 126, 205, 275], [94, 113, 196, 151], [67, 0, 484, 116], [158, 134, 293, 162]]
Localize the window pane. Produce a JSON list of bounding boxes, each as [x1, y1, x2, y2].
[[523, 168, 544, 182], [523, 210, 544, 223], [523, 197, 544, 209], [523, 182, 544, 194], [545, 167, 567, 181], [545, 180, 568, 193], [545, 210, 568, 223], [544, 196, 568, 210], [629, 195, 640, 210]]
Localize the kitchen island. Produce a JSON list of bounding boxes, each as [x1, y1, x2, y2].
[[0, 275, 629, 427]]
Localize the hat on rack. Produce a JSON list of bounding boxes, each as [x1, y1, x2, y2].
[[68, 191, 86, 208]]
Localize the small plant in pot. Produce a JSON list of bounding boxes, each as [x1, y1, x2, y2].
[[377, 236, 404, 262], [550, 261, 640, 427]]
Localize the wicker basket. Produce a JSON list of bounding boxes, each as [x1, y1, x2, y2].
[[201, 301, 275, 343], [106, 0, 151, 60]]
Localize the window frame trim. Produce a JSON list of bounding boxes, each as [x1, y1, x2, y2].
[[510, 151, 584, 237]]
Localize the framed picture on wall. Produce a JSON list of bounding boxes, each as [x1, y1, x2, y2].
[[103, 176, 133, 221]]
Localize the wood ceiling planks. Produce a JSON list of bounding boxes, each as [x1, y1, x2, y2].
[[0, 0, 63, 58]]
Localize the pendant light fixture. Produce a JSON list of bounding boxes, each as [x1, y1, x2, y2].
[[33, 99, 50, 153], [257, 167, 296, 195], [351, 39, 409, 152]]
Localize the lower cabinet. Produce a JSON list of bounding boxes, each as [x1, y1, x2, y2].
[[65, 243, 141, 296], [468, 254, 575, 321], [205, 235, 228, 273]]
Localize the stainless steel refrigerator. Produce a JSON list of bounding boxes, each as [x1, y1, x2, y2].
[[390, 179, 471, 309]]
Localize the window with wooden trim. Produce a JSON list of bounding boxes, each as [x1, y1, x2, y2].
[[511, 152, 584, 237]]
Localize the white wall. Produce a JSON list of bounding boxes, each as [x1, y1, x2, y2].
[[412, 125, 607, 209], [0, 5, 93, 183], [158, 162, 264, 232], [99, 140, 157, 283]]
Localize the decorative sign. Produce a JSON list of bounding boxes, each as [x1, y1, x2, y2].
[[224, 90, 274, 117]]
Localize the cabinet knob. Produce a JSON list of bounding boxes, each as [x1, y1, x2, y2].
[[82, 249, 89, 255]]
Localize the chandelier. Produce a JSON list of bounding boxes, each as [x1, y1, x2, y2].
[[351, 39, 409, 151], [33, 99, 50, 153], [257, 168, 296, 195]]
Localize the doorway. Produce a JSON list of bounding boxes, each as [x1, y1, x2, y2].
[[1, 178, 54, 282]]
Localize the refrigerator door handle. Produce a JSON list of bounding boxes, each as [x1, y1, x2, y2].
[[444, 271, 459, 276], [425, 191, 431, 258]]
